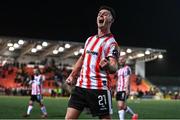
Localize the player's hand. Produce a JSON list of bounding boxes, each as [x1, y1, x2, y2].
[[65, 76, 74, 86], [126, 89, 130, 96], [99, 58, 109, 70], [113, 91, 117, 97]]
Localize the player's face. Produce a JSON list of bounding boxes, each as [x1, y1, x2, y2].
[[35, 70, 39, 75], [119, 58, 126, 66], [97, 9, 113, 29]]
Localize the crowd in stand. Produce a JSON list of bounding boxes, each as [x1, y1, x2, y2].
[[0, 63, 14, 78], [0, 60, 72, 97], [0, 61, 180, 100]]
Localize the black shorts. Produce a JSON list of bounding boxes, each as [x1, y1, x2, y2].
[[30, 95, 43, 103], [116, 91, 127, 101], [68, 86, 113, 117]]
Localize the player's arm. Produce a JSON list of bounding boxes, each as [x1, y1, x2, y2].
[[28, 80, 33, 85], [125, 68, 131, 96], [66, 55, 84, 85], [108, 56, 118, 73], [40, 75, 45, 84], [28, 75, 34, 85], [99, 43, 119, 74], [125, 75, 130, 96], [114, 71, 118, 81], [99, 57, 118, 74]]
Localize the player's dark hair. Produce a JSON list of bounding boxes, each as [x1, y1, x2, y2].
[[99, 5, 116, 20]]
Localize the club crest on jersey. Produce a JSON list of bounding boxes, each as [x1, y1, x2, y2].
[[86, 50, 98, 56], [112, 46, 119, 58], [102, 81, 107, 86]]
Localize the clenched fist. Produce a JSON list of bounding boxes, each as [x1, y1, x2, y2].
[[99, 58, 109, 70]]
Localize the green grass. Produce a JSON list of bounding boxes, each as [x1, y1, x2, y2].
[[0, 96, 180, 119]]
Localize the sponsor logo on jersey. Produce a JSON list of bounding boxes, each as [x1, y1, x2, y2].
[[86, 50, 98, 56]]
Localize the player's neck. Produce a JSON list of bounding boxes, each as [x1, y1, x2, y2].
[[98, 28, 111, 38], [120, 64, 125, 68]]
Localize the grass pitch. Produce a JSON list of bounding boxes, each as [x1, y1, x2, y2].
[[0, 96, 179, 119]]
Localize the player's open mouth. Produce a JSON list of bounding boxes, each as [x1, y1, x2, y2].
[[99, 19, 104, 24]]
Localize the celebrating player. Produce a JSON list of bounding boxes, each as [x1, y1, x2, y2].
[[115, 57, 138, 120], [23, 69, 47, 118], [65, 5, 119, 120]]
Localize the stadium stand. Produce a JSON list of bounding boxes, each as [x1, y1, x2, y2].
[[0, 66, 18, 88], [130, 74, 151, 93]]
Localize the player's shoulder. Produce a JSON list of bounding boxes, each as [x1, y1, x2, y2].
[[125, 65, 130, 67], [124, 65, 130, 69], [108, 34, 117, 41], [85, 35, 96, 44], [125, 65, 131, 71], [105, 36, 118, 46]]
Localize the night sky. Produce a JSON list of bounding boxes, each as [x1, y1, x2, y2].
[[0, 0, 179, 76]]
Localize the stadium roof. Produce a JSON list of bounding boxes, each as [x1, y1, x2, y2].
[[0, 36, 166, 63]]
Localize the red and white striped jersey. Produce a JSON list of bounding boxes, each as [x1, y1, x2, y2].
[[76, 34, 119, 90], [30, 75, 43, 95], [116, 65, 131, 92]]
